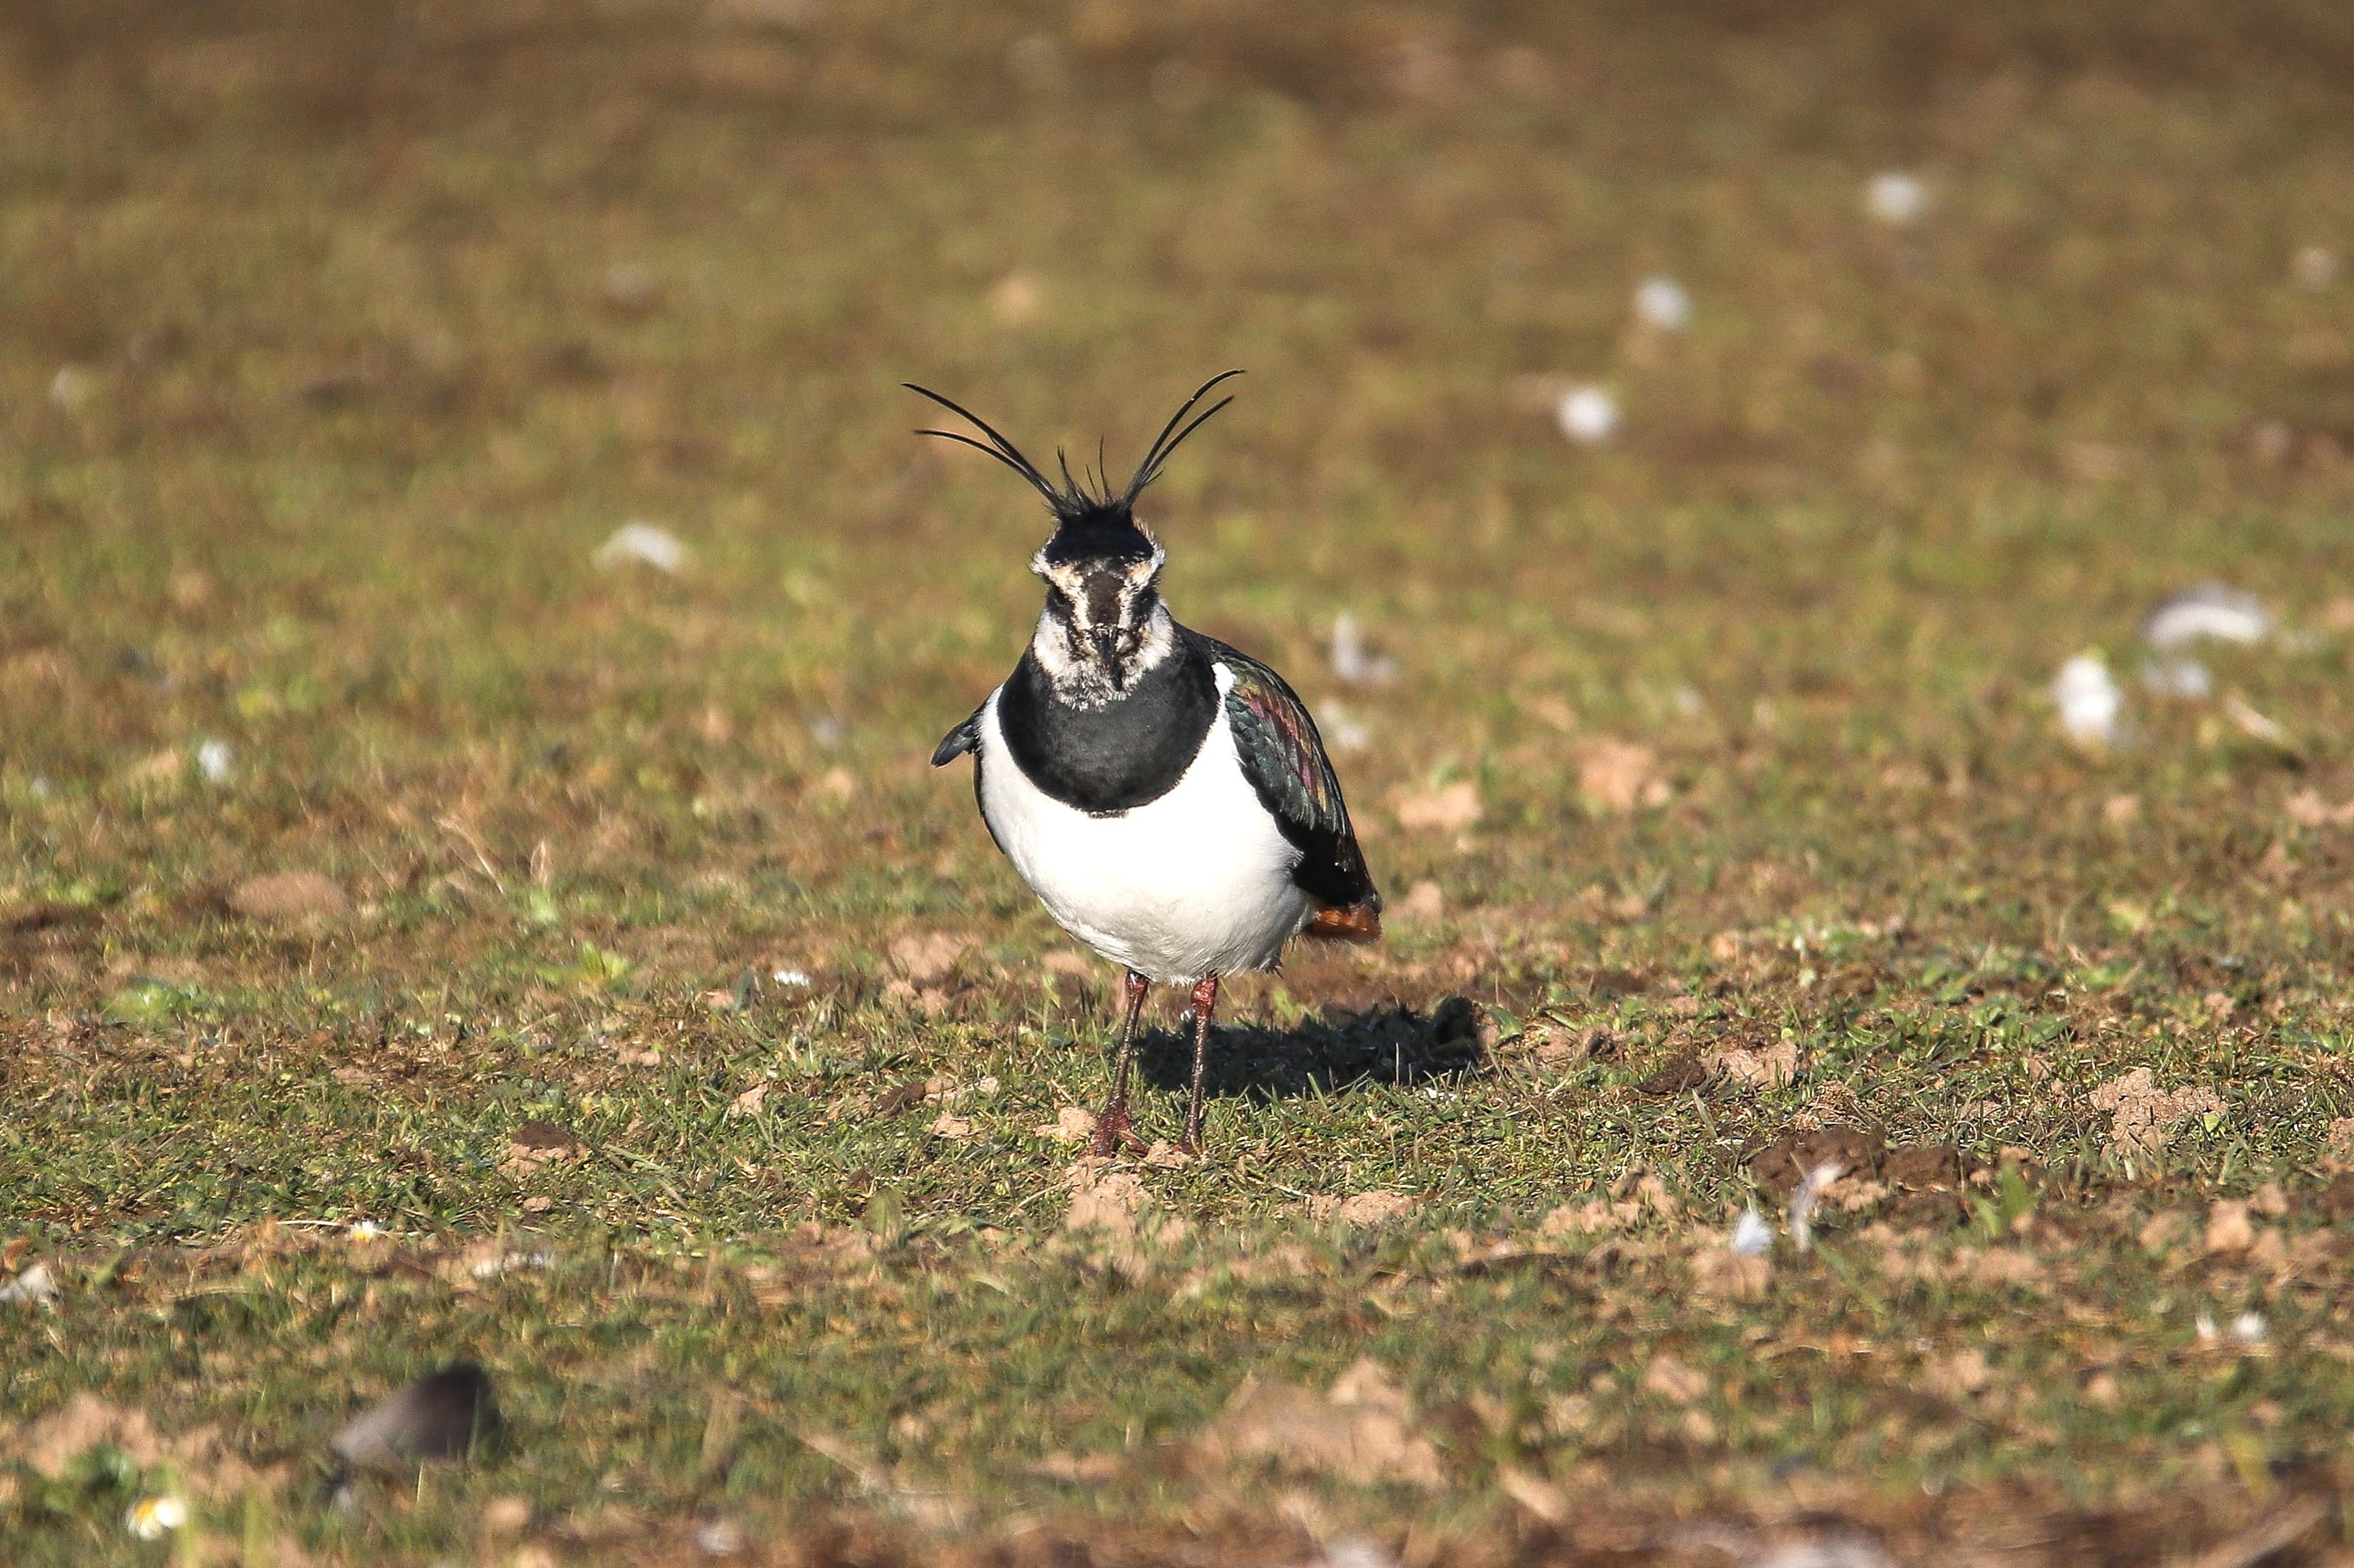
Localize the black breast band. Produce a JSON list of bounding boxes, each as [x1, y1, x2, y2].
[[997, 644, 1219, 814]]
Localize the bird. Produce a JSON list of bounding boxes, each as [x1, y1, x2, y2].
[[915, 372, 1381, 1157]]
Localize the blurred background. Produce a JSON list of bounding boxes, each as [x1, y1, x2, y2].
[[4, 0, 2353, 1009]]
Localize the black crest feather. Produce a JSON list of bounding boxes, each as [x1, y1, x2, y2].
[[1121, 369, 1242, 503], [903, 372, 1243, 531]]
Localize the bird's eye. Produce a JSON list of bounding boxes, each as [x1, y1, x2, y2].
[[1046, 587, 1074, 618]]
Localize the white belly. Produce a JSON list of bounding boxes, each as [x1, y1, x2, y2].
[[975, 680, 1312, 986]]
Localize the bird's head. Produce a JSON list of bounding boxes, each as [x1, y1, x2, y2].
[[905, 372, 1240, 704], [1030, 501, 1166, 691]]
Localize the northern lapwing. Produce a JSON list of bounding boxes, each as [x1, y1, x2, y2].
[[917, 373, 1382, 1155]]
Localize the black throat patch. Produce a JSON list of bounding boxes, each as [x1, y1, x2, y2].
[[997, 638, 1219, 814]]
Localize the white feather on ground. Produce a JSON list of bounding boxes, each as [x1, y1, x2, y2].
[[1864, 170, 1927, 225], [1730, 1207, 1773, 1257], [2052, 655, 2123, 747], [1329, 612, 1398, 687], [1633, 275, 1691, 330], [1555, 385, 1619, 444], [1788, 1161, 1845, 1253], [2142, 583, 2270, 649], [593, 521, 689, 575]]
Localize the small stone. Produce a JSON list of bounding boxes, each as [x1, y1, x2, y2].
[[1034, 1106, 1096, 1142], [1708, 1039, 1798, 1089], [1528, 1022, 1600, 1069]]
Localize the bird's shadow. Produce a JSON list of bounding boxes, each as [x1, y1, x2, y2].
[[1132, 995, 1487, 1102]]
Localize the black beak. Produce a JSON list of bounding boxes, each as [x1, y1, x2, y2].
[[1091, 627, 1122, 668]]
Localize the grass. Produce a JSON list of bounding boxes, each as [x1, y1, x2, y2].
[[6, 0, 2354, 1560]]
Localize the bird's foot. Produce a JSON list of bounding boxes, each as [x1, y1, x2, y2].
[[1088, 1101, 1134, 1159]]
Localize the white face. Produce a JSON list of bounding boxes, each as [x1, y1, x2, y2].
[[1028, 540, 1174, 702]]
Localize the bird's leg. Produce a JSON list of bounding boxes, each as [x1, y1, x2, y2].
[[1181, 973, 1220, 1155], [1089, 970, 1151, 1157]]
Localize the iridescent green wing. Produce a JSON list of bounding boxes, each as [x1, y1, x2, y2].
[[1192, 632, 1377, 910]]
